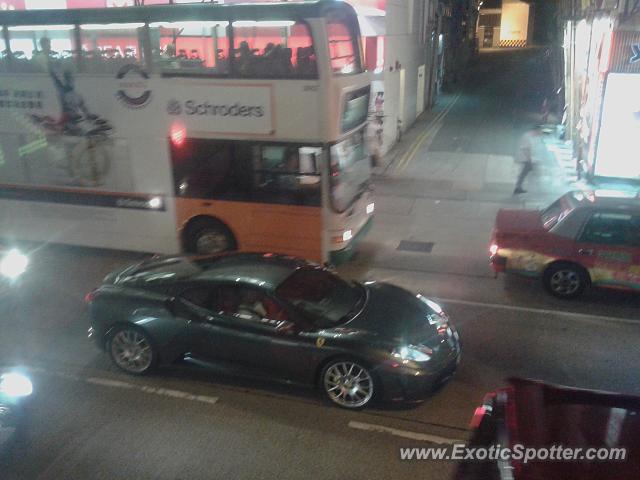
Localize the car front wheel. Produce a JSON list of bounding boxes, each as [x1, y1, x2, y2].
[[543, 263, 588, 299], [109, 327, 157, 375], [321, 359, 376, 409]]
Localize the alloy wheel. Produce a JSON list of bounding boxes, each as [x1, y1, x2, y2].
[[323, 361, 374, 409], [549, 269, 581, 296], [110, 329, 153, 374]]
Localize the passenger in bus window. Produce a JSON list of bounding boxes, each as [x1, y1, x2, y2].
[[297, 46, 317, 77], [236, 41, 255, 76], [33, 37, 53, 72]]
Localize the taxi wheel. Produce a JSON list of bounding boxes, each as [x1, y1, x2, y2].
[[543, 263, 589, 299]]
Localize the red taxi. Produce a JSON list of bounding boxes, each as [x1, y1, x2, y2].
[[490, 190, 640, 298], [455, 378, 640, 480]]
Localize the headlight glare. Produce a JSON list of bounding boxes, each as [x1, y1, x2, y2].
[[0, 372, 33, 398], [0, 249, 29, 280], [417, 294, 444, 315], [392, 345, 433, 362]]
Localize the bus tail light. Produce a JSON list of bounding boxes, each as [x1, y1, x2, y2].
[[170, 124, 186, 147]]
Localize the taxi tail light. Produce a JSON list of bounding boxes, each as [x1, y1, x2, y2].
[[470, 392, 496, 429]]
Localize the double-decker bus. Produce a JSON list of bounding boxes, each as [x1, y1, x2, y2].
[[0, 0, 373, 264]]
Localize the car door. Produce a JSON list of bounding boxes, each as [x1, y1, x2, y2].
[[212, 284, 315, 380], [172, 285, 233, 363], [573, 211, 640, 289]]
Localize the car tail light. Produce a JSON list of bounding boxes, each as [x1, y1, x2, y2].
[[489, 243, 499, 256], [470, 406, 488, 429], [85, 288, 98, 304], [470, 392, 496, 429]]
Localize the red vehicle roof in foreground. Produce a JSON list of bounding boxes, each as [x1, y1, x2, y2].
[[506, 378, 640, 480]]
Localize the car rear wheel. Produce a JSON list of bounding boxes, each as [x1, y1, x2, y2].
[[321, 359, 376, 409], [109, 327, 157, 375], [543, 263, 588, 299]]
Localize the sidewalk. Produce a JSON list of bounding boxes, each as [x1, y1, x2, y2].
[[373, 93, 461, 177], [343, 93, 581, 279], [374, 102, 577, 209], [542, 132, 640, 194]]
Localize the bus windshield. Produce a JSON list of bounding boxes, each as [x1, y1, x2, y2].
[[330, 129, 370, 213]]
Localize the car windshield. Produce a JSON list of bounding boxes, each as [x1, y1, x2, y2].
[[117, 256, 219, 285], [275, 268, 365, 327], [540, 195, 577, 230]]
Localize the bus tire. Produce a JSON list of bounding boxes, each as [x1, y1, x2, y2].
[[185, 218, 237, 255]]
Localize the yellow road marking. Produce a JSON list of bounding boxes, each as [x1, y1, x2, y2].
[[394, 93, 462, 173]]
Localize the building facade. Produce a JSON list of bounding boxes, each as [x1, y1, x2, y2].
[[477, 0, 534, 49], [555, 0, 640, 180]]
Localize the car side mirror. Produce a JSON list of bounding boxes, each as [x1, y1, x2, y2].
[[165, 297, 192, 318]]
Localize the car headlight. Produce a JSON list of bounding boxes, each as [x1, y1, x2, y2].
[[417, 295, 449, 326], [392, 345, 433, 362], [0, 249, 29, 280], [0, 373, 33, 398]]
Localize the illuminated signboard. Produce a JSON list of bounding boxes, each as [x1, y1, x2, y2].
[[594, 73, 640, 179]]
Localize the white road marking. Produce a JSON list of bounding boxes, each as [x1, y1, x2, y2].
[[435, 297, 639, 325], [86, 377, 135, 389], [28, 368, 219, 405], [348, 421, 464, 445]]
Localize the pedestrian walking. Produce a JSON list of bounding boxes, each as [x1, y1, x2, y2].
[[541, 97, 550, 124], [513, 129, 542, 195]]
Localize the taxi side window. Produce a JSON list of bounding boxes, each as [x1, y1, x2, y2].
[[579, 213, 636, 246]]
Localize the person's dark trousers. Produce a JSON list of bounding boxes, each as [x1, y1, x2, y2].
[[514, 161, 533, 193]]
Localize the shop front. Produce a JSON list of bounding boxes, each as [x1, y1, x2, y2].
[[588, 29, 640, 179]]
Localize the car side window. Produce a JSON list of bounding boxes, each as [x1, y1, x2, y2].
[[579, 212, 635, 246], [179, 287, 216, 311], [214, 286, 289, 325]]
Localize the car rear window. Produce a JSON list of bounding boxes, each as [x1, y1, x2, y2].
[[541, 195, 576, 230]]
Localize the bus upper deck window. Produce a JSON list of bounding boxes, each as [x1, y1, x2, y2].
[[231, 20, 317, 79], [149, 21, 230, 76], [79, 23, 145, 74], [6, 25, 76, 74], [327, 14, 362, 75]]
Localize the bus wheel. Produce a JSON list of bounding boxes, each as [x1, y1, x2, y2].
[[186, 219, 236, 255]]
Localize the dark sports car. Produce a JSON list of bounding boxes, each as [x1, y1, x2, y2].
[[87, 253, 461, 409]]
